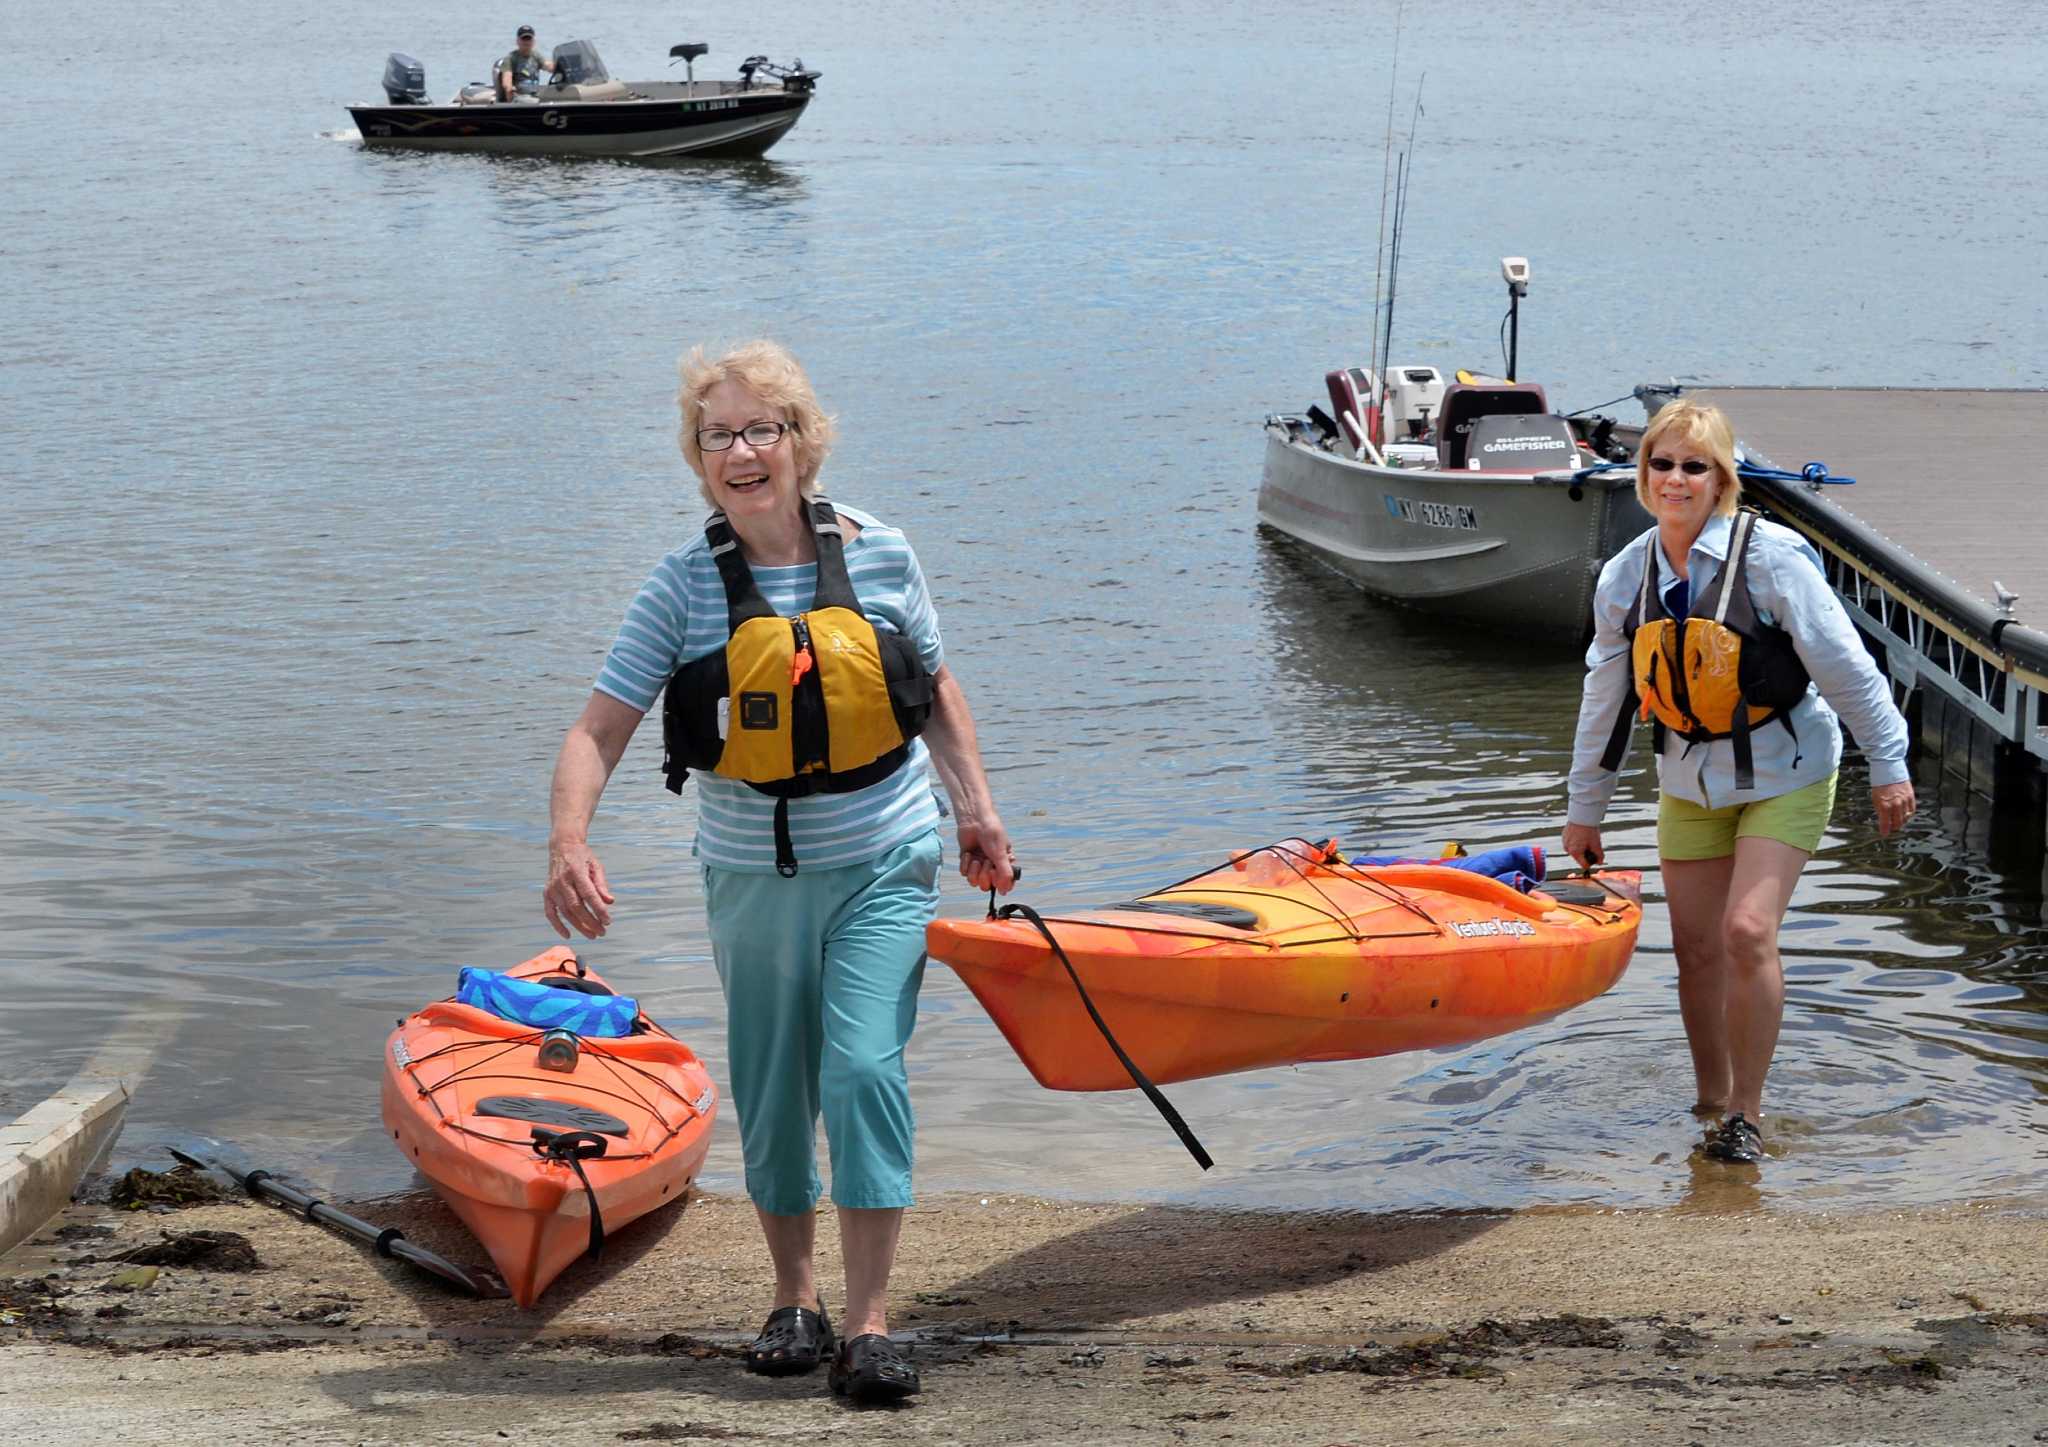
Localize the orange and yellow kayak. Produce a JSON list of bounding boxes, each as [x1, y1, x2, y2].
[[928, 840, 1641, 1091], [381, 947, 717, 1307]]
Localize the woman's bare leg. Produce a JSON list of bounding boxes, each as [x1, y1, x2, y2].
[[1720, 835, 1811, 1122], [839, 1206, 904, 1340], [1663, 854, 1737, 1113], [755, 1206, 819, 1312]]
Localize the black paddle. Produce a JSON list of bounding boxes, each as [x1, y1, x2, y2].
[[168, 1145, 508, 1299]]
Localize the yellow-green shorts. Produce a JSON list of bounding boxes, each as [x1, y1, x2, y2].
[[1657, 772, 1839, 861]]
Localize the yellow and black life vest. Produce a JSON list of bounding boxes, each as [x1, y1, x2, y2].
[[662, 498, 936, 876], [1599, 510, 1810, 791]]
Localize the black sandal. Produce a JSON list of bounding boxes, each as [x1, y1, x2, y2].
[[745, 1302, 834, 1376], [1703, 1113, 1764, 1164], [830, 1332, 921, 1404]]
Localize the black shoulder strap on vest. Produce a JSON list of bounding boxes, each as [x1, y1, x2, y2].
[[804, 497, 861, 612], [705, 500, 860, 628], [1693, 509, 1754, 629], [704, 513, 780, 631], [1599, 533, 1661, 773]]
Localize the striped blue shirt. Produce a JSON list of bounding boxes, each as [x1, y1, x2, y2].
[[595, 504, 946, 873]]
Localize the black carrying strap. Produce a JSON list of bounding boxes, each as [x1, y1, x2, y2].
[[772, 795, 797, 878], [532, 1128, 610, 1260], [995, 901, 1213, 1171], [1731, 697, 1756, 791]]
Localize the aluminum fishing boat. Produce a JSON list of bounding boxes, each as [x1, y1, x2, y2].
[[1258, 260, 1649, 640], [348, 40, 818, 161]]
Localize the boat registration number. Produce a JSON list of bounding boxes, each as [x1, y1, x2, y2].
[[1384, 495, 1478, 530]]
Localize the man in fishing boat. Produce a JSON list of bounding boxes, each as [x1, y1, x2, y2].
[[1561, 400, 1914, 1168], [494, 25, 557, 100]]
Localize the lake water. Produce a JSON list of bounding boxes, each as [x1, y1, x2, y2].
[[4, 0, 2044, 1214]]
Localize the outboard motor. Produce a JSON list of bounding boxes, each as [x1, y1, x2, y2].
[[1462, 413, 1581, 474], [381, 52, 428, 105]]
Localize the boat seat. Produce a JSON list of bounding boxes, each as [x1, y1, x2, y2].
[[549, 79, 631, 102], [1324, 369, 1376, 452], [1436, 382, 1548, 470]]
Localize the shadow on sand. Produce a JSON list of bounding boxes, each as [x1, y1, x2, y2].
[[920, 1203, 1505, 1335]]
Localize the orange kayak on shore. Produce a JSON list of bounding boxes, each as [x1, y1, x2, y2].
[[381, 947, 717, 1307], [928, 840, 1641, 1092]]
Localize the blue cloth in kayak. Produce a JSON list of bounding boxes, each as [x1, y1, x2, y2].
[[454, 967, 639, 1037], [1350, 845, 1547, 893]]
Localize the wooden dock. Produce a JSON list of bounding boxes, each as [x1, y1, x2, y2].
[[1642, 386, 2048, 856]]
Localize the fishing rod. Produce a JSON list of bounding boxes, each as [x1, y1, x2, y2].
[[1379, 81, 1424, 397], [1366, 0, 1406, 420], [168, 1145, 508, 1299]]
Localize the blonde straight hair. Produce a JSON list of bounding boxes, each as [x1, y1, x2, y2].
[[676, 340, 838, 512], [1636, 399, 1742, 518]]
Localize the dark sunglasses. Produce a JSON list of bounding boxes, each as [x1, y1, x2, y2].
[[1647, 457, 1715, 476]]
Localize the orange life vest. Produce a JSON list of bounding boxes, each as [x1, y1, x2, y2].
[[662, 498, 935, 875], [1600, 510, 1809, 791]]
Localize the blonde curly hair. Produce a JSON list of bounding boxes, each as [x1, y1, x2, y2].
[[1636, 399, 1741, 519], [676, 340, 838, 512]]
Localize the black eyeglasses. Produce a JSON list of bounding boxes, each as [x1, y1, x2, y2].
[[697, 421, 791, 452], [1647, 457, 1715, 476]]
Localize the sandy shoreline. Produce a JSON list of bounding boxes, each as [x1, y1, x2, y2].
[[4, 1182, 2046, 1445]]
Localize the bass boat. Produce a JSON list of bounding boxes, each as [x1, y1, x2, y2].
[[928, 839, 1640, 1093], [381, 947, 717, 1307], [349, 40, 818, 161]]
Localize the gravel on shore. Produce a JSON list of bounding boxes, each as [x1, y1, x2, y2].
[[3, 1184, 2044, 1444]]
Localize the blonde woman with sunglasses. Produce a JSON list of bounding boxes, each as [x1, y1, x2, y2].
[[1562, 400, 1913, 1166]]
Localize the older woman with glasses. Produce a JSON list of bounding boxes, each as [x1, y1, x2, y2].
[[542, 339, 1016, 1402], [1561, 400, 1913, 1167]]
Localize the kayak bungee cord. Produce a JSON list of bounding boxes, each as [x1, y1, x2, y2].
[[403, 1032, 706, 1155], [1155, 839, 1443, 934]]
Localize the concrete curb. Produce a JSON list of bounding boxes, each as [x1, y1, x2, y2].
[[0, 1075, 133, 1258]]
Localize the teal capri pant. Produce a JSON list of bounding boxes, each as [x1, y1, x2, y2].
[[701, 830, 941, 1216]]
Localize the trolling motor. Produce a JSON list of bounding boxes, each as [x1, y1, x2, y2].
[[1501, 256, 1530, 382], [738, 55, 822, 93]]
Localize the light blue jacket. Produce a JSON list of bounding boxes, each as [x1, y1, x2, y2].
[[1567, 512, 1910, 823]]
